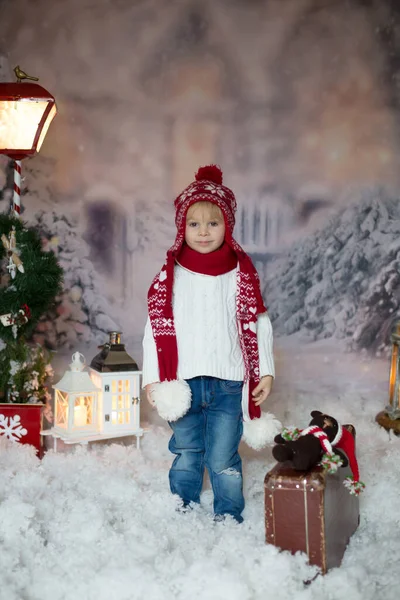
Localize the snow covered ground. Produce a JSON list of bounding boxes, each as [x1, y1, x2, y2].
[[0, 337, 398, 600]]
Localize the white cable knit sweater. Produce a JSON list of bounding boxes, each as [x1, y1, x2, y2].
[[142, 264, 275, 387]]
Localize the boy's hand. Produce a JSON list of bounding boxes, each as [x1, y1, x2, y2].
[[145, 384, 156, 407], [252, 375, 273, 406]]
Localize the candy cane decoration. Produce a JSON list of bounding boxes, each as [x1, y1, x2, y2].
[[13, 159, 21, 217]]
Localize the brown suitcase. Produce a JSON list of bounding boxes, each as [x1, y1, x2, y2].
[[264, 425, 360, 574]]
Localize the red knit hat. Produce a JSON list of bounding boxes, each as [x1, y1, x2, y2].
[[168, 165, 243, 268], [147, 165, 282, 450], [174, 165, 237, 233]]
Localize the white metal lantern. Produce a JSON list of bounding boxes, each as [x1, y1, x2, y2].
[[53, 352, 100, 439], [89, 331, 143, 446]]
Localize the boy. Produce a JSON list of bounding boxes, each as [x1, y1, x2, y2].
[[142, 165, 280, 522]]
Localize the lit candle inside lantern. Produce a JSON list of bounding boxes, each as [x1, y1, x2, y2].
[[74, 398, 88, 427]]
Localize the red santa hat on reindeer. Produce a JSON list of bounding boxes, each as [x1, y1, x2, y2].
[[298, 422, 365, 495]]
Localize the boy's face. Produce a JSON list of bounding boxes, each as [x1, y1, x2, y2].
[[185, 204, 225, 254]]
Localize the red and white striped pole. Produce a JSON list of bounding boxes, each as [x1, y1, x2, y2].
[[12, 159, 22, 217]]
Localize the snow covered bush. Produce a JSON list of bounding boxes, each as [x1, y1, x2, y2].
[[32, 210, 121, 350], [265, 188, 400, 355]]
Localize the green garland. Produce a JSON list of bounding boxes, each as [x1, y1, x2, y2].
[[0, 212, 63, 398]]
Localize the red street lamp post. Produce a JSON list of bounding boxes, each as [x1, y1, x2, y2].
[[0, 67, 57, 216]]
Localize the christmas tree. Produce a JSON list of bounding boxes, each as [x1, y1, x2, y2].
[[0, 212, 63, 404]]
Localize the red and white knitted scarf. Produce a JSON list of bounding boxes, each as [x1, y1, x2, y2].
[[300, 425, 335, 455], [147, 231, 267, 421], [177, 241, 237, 276]]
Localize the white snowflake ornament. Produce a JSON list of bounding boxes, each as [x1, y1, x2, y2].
[[0, 414, 28, 442]]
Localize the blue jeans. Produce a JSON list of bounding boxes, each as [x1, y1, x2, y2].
[[168, 376, 244, 523]]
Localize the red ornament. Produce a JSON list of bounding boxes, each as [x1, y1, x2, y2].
[[0, 403, 43, 457], [195, 165, 223, 185]]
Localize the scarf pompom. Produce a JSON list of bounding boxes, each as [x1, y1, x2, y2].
[[320, 452, 343, 474], [281, 426, 301, 442], [242, 411, 282, 450], [151, 380, 192, 421]]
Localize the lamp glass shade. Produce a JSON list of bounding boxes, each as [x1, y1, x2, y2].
[[388, 321, 400, 413], [0, 99, 57, 153], [0, 83, 57, 157], [54, 390, 97, 431], [37, 104, 57, 151], [388, 343, 399, 409]]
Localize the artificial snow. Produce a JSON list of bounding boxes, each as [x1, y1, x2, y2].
[[0, 337, 398, 600]]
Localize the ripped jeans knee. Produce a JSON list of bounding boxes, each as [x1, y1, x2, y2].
[[217, 467, 242, 477]]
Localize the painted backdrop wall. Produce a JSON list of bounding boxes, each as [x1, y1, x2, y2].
[[1, 0, 399, 363]]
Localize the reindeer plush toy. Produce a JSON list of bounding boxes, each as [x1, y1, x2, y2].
[[272, 410, 365, 495]]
